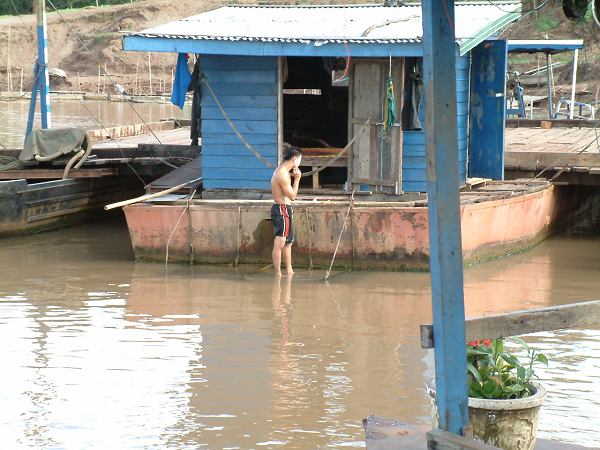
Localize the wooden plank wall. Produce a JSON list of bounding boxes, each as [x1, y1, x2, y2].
[[200, 56, 279, 190], [402, 49, 470, 192]]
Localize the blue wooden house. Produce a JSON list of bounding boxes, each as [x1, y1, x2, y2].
[[124, 2, 521, 194]]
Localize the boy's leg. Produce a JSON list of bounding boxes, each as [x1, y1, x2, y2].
[[282, 243, 293, 275], [272, 236, 286, 276]]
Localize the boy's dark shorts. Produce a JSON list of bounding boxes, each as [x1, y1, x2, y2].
[[271, 204, 295, 245]]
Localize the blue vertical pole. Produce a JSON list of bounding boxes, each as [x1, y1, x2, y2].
[[26, 0, 51, 144], [25, 63, 40, 145], [421, 0, 469, 435], [37, 0, 52, 130]]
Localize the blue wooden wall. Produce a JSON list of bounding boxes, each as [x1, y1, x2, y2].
[[402, 50, 470, 192], [200, 56, 279, 190]]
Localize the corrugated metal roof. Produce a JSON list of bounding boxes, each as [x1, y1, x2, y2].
[[128, 2, 521, 46]]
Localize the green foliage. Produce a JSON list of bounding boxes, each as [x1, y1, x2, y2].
[[466, 337, 548, 400], [537, 15, 562, 32]]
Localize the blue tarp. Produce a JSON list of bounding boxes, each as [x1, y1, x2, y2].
[[171, 53, 191, 109]]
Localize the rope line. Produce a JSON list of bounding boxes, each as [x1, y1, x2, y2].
[[325, 189, 355, 281], [301, 119, 371, 178], [45, 0, 180, 165]]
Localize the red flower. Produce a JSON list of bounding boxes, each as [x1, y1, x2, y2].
[[482, 339, 492, 347], [467, 340, 480, 347]]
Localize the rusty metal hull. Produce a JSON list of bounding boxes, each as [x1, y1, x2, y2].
[[124, 185, 564, 270], [0, 177, 141, 238]]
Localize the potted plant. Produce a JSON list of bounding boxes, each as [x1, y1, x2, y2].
[[428, 337, 549, 450]]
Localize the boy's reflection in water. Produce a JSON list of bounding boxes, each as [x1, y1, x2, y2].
[[271, 276, 292, 348]]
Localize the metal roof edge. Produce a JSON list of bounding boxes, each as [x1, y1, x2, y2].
[[221, 1, 520, 7], [458, 6, 521, 56]]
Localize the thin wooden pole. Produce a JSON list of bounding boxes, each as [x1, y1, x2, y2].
[[97, 66, 101, 94], [148, 52, 152, 95], [104, 177, 202, 210], [170, 67, 174, 95], [135, 60, 139, 95], [7, 24, 12, 92], [103, 63, 107, 94], [77, 71, 81, 91], [162, 57, 166, 94]]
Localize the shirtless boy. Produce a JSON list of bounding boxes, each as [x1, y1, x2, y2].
[[271, 146, 303, 277]]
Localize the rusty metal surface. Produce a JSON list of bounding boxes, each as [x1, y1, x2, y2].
[[124, 185, 562, 270], [0, 177, 141, 238]]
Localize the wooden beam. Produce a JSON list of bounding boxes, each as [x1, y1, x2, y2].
[[421, 300, 600, 348], [506, 118, 600, 128], [427, 429, 500, 450], [0, 168, 117, 180], [505, 152, 600, 169], [350, 177, 397, 187]]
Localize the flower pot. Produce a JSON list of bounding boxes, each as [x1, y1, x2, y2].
[[427, 382, 547, 450]]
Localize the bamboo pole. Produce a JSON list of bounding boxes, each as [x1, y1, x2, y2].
[[135, 60, 139, 95], [97, 66, 101, 94], [7, 24, 12, 92], [162, 57, 165, 94], [103, 63, 107, 94], [104, 177, 202, 210], [147, 52, 152, 95]]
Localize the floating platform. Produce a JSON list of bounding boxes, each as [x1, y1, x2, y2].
[[504, 121, 600, 185], [122, 181, 583, 270]]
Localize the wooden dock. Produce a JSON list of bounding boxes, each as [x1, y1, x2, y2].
[[92, 126, 192, 150], [505, 125, 600, 184]]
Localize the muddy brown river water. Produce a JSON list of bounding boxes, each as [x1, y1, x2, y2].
[[0, 219, 599, 449], [0, 99, 187, 148]]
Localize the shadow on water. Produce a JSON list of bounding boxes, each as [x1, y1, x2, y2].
[[0, 219, 599, 448]]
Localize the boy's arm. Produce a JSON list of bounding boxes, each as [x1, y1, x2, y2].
[[278, 170, 301, 201]]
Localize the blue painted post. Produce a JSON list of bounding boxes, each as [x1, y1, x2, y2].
[[24, 64, 40, 144], [37, 0, 51, 129], [421, 0, 469, 435], [26, 0, 51, 143]]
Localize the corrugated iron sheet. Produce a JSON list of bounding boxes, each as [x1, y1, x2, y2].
[[128, 2, 521, 45]]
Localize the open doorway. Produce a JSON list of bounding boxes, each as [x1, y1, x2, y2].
[[282, 57, 349, 189]]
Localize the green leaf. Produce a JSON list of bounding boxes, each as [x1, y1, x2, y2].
[[535, 353, 549, 366], [501, 354, 519, 367], [467, 362, 482, 382], [511, 336, 530, 351]]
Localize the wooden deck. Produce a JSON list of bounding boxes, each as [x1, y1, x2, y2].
[[505, 127, 600, 180], [92, 126, 192, 149], [505, 127, 600, 155]]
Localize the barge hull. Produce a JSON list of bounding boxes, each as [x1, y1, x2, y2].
[[124, 185, 580, 270]]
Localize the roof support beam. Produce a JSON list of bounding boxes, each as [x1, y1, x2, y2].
[[122, 36, 423, 57]]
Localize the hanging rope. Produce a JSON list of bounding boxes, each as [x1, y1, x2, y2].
[[301, 119, 371, 178], [325, 189, 355, 281], [165, 188, 197, 268], [45, 0, 182, 170]]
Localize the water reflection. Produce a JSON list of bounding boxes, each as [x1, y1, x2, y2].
[[0, 223, 598, 448], [0, 99, 189, 148]]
